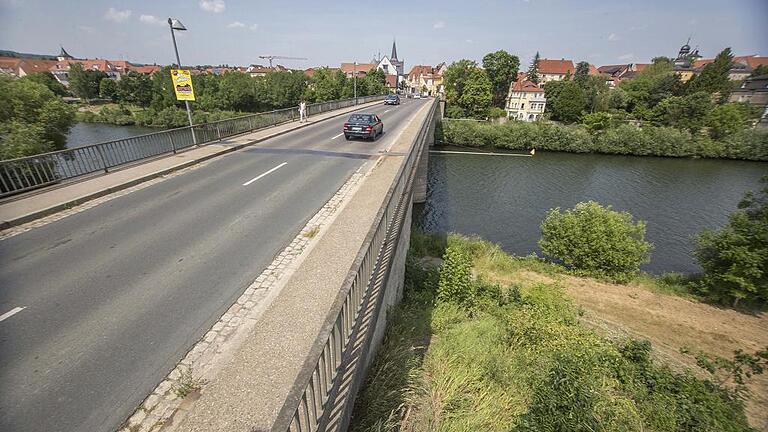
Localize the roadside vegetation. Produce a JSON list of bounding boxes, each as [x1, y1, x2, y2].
[[74, 65, 389, 129], [440, 48, 767, 161], [0, 64, 390, 159], [350, 232, 766, 431], [0, 74, 76, 160]]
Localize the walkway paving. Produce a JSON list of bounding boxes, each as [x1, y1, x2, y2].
[[0, 100, 381, 230]]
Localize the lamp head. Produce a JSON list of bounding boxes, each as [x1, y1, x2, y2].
[[168, 18, 187, 31]]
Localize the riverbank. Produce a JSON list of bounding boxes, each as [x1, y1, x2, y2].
[[438, 118, 768, 161], [350, 233, 767, 431], [75, 103, 246, 129]]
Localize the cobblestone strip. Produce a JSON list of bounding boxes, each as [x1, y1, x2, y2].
[[119, 165, 370, 432]]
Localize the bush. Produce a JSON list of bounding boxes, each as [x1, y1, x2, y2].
[[694, 177, 768, 307], [438, 118, 768, 161], [539, 201, 653, 282]]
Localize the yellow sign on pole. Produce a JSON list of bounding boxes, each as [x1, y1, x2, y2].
[[170, 69, 195, 101]]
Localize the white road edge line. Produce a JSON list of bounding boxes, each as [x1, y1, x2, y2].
[[383, 109, 391, 113], [0, 307, 25, 323], [331, 132, 344, 140], [242, 162, 288, 186]]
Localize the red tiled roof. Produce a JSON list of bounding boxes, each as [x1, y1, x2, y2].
[[407, 65, 433, 78], [132, 65, 162, 74], [385, 75, 397, 88], [538, 58, 575, 75], [511, 79, 544, 92], [693, 55, 767, 69], [340, 63, 377, 74], [634, 63, 649, 72]]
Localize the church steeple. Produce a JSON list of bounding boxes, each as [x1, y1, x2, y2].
[[58, 45, 74, 61], [391, 39, 398, 61]]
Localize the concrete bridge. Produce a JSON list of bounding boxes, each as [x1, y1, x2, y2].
[[0, 96, 441, 432]]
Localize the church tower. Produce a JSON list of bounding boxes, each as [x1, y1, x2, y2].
[[390, 39, 404, 76]]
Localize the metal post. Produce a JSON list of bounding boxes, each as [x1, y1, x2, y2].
[[168, 19, 197, 145], [353, 62, 357, 105], [168, 133, 176, 154], [96, 146, 108, 173]]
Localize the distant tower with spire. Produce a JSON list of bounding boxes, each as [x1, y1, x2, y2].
[[57, 46, 74, 62], [390, 38, 404, 76]]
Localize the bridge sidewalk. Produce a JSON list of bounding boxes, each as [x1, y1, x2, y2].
[[0, 100, 381, 230]]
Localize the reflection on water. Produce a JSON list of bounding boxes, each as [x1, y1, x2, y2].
[[415, 149, 766, 274], [66, 123, 160, 149]]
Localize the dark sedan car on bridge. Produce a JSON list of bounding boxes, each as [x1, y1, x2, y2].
[[343, 113, 383, 141], [384, 94, 400, 105]]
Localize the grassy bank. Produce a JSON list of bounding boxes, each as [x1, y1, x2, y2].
[[350, 232, 766, 431], [438, 119, 768, 161], [75, 104, 245, 129]]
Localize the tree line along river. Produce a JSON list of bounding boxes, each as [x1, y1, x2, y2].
[[68, 123, 766, 274]]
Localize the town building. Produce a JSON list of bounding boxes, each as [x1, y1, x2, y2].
[[405, 64, 445, 96], [505, 78, 546, 121], [340, 62, 377, 78], [537, 58, 575, 82], [597, 63, 649, 86], [693, 55, 768, 81], [246, 64, 287, 77]]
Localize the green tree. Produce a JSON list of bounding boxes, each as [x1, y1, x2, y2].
[[620, 60, 683, 113], [526, 51, 541, 84], [650, 91, 714, 133], [0, 75, 75, 159], [687, 47, 734, 101], [482, 50, 520, 107], [574, 61, 590, 84], [360, 68, 387, 96], [22, 72, 68, 96], [458, 68, 493, 118], [549, 80, 587, 123], [608, 87, 629, 110], [705, 103, 756, 139], [580, 75, 610, 113], [694, 177, 768, 306], [99, 77, 118, 101], [264, 70, 308, 108], [68, 63, 108, 101], [116, 71, 154, 107], [750, 64, 768, 77], [304, 67, 347, 102], [444, 59, 479, 114], [539, 201, 653, 281]]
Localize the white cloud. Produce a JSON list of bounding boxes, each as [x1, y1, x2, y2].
[[688, 18, 697, 25], [433, 21, 445, 29], [200, 0, 225, 13], [249, 24, 258, 31], [618, 53, 634, 60], [77, 25, 95, 33], [139, 14, 164, 25], [227, 21, 245, 28], [104, 7, 131, 22], [465, 39, 473, 44], [608, 33, 619, 41]]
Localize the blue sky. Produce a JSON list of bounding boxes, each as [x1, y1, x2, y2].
[[1, 0, 766, 69]]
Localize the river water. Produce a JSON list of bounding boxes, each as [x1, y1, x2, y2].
[[65, 123, 159, 149], [415, 149, 766, 274]]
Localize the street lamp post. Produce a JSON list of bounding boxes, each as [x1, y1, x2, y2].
[[353, 61, 357, 105], [167, 18, 196, 144]]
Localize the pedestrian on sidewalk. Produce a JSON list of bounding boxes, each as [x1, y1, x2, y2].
[[299, 100, 307, 123]]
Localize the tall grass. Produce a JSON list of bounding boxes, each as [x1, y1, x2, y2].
[[350, 233, 754, 432]]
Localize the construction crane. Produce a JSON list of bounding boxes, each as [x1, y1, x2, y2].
[[258, 55, 308, 68]]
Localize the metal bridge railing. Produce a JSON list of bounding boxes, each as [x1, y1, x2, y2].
[[273, 98, 439, 432], [0, 95, 384, 198]]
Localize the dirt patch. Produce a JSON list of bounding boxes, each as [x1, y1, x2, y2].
[[498, 270, 768, 430]]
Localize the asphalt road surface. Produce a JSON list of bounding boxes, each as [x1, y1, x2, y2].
[[0, 98, 428, 432]]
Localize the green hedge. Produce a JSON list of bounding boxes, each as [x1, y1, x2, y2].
[[440, 119, 768, 161]]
